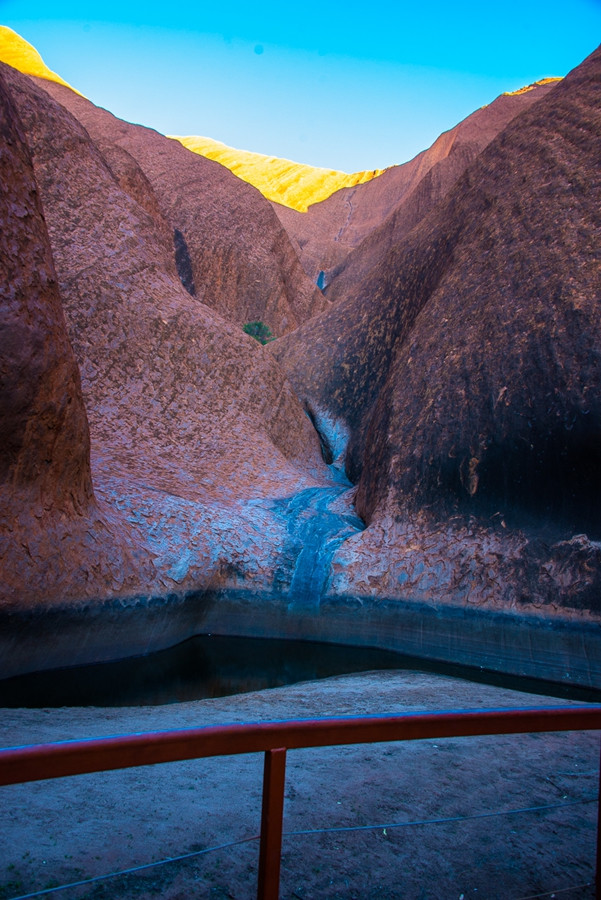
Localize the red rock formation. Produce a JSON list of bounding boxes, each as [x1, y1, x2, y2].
[[0, 62, 330, 615], [0, 68, 91, 510], [356, 50, 601, 529], [37, 80, 328, 339], [0, 66, 153, 610], [275, 81, 558, 285], [1, 38, 599, 684], [276, 46, 601, 617]]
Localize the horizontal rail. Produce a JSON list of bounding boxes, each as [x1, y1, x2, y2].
[[3, 706, 601, 899], [1, 705, 601, 785]]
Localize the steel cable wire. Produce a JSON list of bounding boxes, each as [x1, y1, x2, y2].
[[6, 795, 597, 900], [514, 882, 595, 899]]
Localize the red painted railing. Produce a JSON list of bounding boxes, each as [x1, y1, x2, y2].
[[1, 705, 601, 900]]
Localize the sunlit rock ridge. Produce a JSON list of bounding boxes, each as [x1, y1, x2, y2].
[[169, 135, 386, 212], [0, 26, 82, 95], [504, 76, 562, 96], [0, 26, 385, 212], [0, 27, 561, 213]]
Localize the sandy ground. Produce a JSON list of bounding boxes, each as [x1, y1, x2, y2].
[[0, 670, 599, 900]]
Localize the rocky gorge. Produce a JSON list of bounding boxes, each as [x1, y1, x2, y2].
[[1, 30, 600, 689]]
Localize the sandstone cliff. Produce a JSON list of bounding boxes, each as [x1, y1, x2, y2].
[[37, 81, 328, 339], [0, 66, 152, 609], [170, 134, 384, 212], [1, 33, 599, 684]]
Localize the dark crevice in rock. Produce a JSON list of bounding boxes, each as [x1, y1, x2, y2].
[[173, 227, 196, 297], [303, 401, 352, 479], [395, 413, 601, 541], [305, 404, 334, 465]]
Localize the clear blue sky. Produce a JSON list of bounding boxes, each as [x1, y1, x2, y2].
[[2, 0, 600, 171]]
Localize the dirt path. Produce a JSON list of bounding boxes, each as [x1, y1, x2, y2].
[[0, 670, 599, 899]]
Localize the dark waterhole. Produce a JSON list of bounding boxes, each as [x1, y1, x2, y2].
[[1, 634, 599, 708]]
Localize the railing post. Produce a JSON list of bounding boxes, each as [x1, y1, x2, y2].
[[257, 747, 287, 900], [596, 736, 601, 900]]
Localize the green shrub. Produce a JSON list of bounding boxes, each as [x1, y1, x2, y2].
[[243, 321, 274, 344]]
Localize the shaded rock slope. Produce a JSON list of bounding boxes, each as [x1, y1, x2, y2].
[[274, 80, 559, 284], [0, 66, 151, 610], [275, 45, 601, 618], [38, 80, 328, 339]]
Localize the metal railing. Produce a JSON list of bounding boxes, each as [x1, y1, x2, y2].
[[1, 705, 601, 899]]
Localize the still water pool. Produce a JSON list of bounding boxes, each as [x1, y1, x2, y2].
[[1, 634, 599, 707]]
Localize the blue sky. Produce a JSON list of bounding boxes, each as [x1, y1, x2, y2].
[[2, 0, 600, 171]]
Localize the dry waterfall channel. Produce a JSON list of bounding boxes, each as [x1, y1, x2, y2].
[[274, 482, 364, 612]]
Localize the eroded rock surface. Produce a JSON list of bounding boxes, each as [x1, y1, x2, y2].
[[0, 68, 90, 507], [274, 80, 558, 284], [38, 80, 328, 339], [0, 62, 333, 611], [0, 66, 150, 610], [1, 41, 599, 682], [276, 46, 601, 618]]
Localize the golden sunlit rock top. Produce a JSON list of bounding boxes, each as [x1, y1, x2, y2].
[[504, 76, 562, 96], [0, 26, 83, 95], [169, 135, 386, 212], [0, 26, 383, 211], [0, 27, 562, 213]]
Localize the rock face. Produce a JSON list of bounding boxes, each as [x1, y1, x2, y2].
[[355, 50, 601, 529], [0, 69, 90, 508], [170, 134, 384, 212], [0, 67, 150, 610], [275, 80, 559, 284], [38, 81, 328, 339], [0, 25, 80, 94], [0, 61, 334, 614], [276, 46, 601, 617], [1, 35, 600, 685]]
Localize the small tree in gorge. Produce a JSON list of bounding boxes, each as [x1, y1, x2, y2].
[[243, 321, 274, 344]]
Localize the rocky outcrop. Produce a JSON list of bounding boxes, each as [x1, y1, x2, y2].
[[0, 25, 80, 94], [354, 50, 601, 529], [275, 80, 559, 284], [170, 134, 384, 211], [1, 34, 599, 687], [37, 80, 328, 339], [0, 66, 150, 610], [0, 69, 90, 508], [275, 46, 601, 618], [0, 61, 334, 612], [0, 23, 329, 337]]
